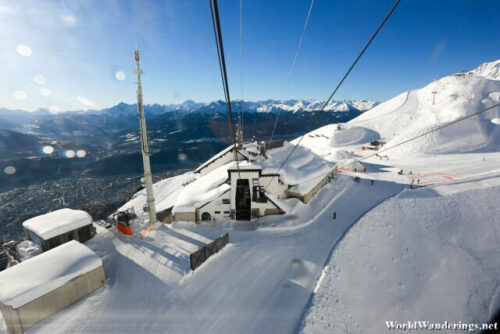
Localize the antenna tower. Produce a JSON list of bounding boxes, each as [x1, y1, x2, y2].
[[134, 50, 157, 225]]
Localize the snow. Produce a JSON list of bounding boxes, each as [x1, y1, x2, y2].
[[254, 99, 379, 113], [0, 241, 102, 309], [118, 172, 196, 214], [473, 59, 500, 80], [288, 172, 328, 195], [172, 163, 233, 213], [194, 145, 250, 173], [8, 177, 402, 334], [256, 141, 335, 185], [1, 59, 498, 334], [15, 240, 41, 261], [299, 178, 500, 334], [347, 61, 500, 156], [22, 208, 93, 240]]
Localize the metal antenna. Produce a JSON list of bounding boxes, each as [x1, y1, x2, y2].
[[134, 50, 157, 225]]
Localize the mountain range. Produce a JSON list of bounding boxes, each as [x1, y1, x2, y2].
[[0, 99, 376, 189]]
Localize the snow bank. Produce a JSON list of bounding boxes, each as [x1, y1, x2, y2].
[[15, 240, 41, 261], [300, 181, 500, 333], [330, 125, 379, 147], [22, 208, 92, 240], [0, 241, 102, 308]]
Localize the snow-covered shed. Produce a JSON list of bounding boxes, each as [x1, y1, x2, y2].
[[23, 209, 96, 252], [0, 241, 105, 334]]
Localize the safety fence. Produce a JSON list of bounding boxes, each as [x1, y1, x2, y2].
[[190, 233, 229, 271]]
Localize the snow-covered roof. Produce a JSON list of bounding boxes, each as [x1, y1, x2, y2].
[[288, 172, 329, 195], [227, 162, 262, 172], [256, 142, 335, 185], [173, 163, 233, 213], [195, 145, 250, 173], [23, 208, 93, 240], [0, 241, 102, 308]]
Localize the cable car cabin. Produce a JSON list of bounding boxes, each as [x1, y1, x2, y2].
[[22, 209, 96, 252], [115, 210, 133, 235], [235, 179, 251, 220]]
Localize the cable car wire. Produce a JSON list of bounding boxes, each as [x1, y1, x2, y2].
[[267, 0, 401, 187], [337, 101, 500, 171], [268, 0, 315, 146], [209, 0, 241, 175]]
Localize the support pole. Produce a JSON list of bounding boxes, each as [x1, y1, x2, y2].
[[134, 50, 157, 225]]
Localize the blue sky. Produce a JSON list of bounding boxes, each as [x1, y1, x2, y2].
[[0, 0, 499, 112]]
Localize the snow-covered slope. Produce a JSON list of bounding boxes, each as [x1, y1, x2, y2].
[[349, 59, 500, 155], [1, 60, 498, 334], [300, 177, 500, 334]]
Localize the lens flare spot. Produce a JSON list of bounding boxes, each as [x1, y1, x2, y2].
[[178, 153, 187, 161], [115, 71, 126, 81], [42, 145, 54, 154], [33, 74, 46, 85], [4, 166, 16, 175], [39, 87, 51, 97], [13, 90, 27, 100], [65, 150, 76, 158], [76, 149, 87, 158], [16, 44, 32, 57]]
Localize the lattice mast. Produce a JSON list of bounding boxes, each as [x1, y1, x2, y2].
[[134, 50, 157, 224]]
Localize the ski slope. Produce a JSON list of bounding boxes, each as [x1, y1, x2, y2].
[[300, 176, 500, 333]]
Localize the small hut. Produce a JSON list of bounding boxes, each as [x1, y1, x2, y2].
[[0, 241, 105, 334], [22, 209, 96, 252]]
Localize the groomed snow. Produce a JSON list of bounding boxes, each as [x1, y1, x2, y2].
[[299, 179, 500, 333], [22, 208, 93, 240], [0, 241, 102, 309], [348, 60, 500, 156]]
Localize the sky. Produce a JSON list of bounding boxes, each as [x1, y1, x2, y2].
[[0, 0, 499, 112]]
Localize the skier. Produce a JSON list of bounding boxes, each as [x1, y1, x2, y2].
[[333, 212, 337, 220], [371, 179, 374, 186]]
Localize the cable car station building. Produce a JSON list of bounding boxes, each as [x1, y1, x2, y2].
[[168, 143, 335, 223]]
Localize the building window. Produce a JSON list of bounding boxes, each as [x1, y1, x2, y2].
[[252, 186, 268, 203], [215, 211, 221, 214], [201, 212, 211, 221], [222, 199, 230, 204], [224, 211, 230, 214]]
